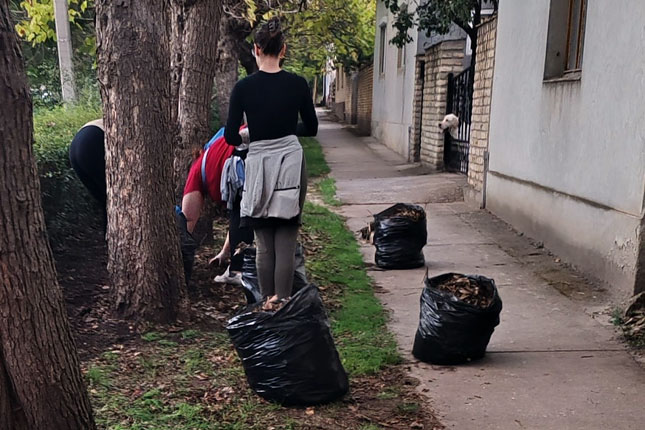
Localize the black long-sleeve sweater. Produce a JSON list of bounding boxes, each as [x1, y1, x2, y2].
[[224, 70, 318, 146]]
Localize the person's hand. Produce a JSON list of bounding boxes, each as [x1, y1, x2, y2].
[[239, 128, 250, 145], [209, 249, 229, 267]]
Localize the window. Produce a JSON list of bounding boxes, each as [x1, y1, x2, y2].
[[544, 0, 588, 80], [397, 44, 406, 70], [379, 24, 387, 75]]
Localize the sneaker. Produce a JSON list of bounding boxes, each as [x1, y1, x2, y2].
[[214, 269, 242, 286]]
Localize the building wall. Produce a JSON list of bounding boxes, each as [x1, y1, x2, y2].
[[357, 64, 373, 135], [371, 1, 418, 159], [332, 65, 350, 120], [466, 15, 498, 204], [410, 58, 425, 162], [487, 0, 645, 297], [417, 39, 466, 169], [330, 64, 372, 135]]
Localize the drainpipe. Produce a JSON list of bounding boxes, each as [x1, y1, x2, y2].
[[482, 150, 490, 209]]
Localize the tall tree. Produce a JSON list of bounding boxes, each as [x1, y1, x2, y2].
[[214, 0, 257, 125], [383, 0, 498, 70], [52, 0, 76, 101], [96, 0, 186, 322], [0, 0, 95, 428], [170, 0, 222, 197], [230, 0, 376, 87]]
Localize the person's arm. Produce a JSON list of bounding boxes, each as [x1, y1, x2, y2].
[[296, 77, 318, 137], [181, 158, 206, 233], [225, 82, 244, 146], [181, 191, 204, 233]]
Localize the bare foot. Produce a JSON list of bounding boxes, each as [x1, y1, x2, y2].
[[262, 295, 279, 311]]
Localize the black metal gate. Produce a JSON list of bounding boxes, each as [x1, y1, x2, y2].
[[444, 67, 473, 174]]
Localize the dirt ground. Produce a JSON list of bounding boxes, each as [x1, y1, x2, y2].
[[54, 219, 442, 430]]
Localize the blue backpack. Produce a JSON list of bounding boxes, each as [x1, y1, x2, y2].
[[201, 126, 225, 185]]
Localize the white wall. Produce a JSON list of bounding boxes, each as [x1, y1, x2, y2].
[[487, 0, 645, 297], [371, 1, 418, 159]]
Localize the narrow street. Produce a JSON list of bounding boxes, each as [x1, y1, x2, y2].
[[317, 114, 645, 430]]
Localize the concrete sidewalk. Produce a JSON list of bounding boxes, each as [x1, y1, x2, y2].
[[316, 117, 645, 430]]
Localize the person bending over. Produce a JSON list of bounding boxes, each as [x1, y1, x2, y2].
[[181, 128, 253, 284], [69, 119, 107, 228]]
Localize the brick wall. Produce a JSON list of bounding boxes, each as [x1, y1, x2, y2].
[[468, 15, 497, 193], [410, 58, 425, 162], [333, 65, 350, 121], [344, 72, 357, 124], [417, 39, 466, 169], [330, 64, 373, 135], [356, 64, 373, 135]]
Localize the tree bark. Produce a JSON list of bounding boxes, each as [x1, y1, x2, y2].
[[96, 0, 186, 323], [173, 0, 222, 199], [215, 11, 241, 125], [0, 1, 95, 428]]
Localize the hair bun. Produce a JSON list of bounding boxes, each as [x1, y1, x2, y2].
[[268, 18, 281, 37]]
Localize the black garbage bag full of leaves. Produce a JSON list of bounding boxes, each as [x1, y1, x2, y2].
[[241, 244, 308, 304], [373, 203, 427, 270], [226, 285, 349, 406], [412, 273, 502, 365]]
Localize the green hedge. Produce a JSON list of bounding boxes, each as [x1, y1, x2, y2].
[[34, 103, 104, 246]]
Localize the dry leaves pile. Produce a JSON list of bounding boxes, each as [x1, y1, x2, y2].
[[389, 206, 425, 222], [623, 292, 645, 341], [436, 275, 494, 308]]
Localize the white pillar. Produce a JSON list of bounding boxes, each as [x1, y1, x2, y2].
[[53, 0, 76, 102]]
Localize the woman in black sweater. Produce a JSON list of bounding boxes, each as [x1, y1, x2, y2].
[[225, 18, 318, 309]]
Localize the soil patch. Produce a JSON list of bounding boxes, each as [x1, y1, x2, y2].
[[55, 216, 442, 429]]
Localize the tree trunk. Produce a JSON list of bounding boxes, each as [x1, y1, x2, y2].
[[312, 74, 318, 104], [0, 2, 95, 428], [96, 0, 186, 323], [173, 0, 222, 199], [215, 12, 240, 125], [52, 0, 76, 102]]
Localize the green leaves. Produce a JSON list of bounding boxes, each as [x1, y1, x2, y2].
[[284, 0, 376, 77], [15, 0, 95, 46], [383, 0, 498, 47]]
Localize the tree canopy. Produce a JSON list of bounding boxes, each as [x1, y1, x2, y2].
[[13, 0, 93, 46], [239, 0, 375, 80], [382, 0, 498, 47]]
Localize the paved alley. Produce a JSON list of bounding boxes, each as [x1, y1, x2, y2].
[[316, 116, 645, 430]]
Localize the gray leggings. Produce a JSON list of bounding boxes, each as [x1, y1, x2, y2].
[[255, 225, 300, 299], [255, 155, 307, 300]]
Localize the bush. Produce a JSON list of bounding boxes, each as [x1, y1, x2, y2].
[[34, 103, 104, 246]]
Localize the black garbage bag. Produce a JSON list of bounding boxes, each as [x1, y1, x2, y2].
[[373, 203, 427, 270], [176, 210, 198, 284], [226, 285, 349, 406], [412, 273, 502, 365], [240, 248, 262, 304], [241, 243, 308, 304]]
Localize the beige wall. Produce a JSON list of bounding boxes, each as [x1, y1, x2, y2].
[[415, 39, 466, 169], [467, 15, 498, 204], [357, 64, 373, 135]]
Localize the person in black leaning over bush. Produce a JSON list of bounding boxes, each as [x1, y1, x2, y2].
[[69, 119, 107, 229], [225, 17, 318, 310]]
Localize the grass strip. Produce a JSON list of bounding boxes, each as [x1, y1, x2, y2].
[[301, 136, 400, 375], [302, 202, 400, 375]]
